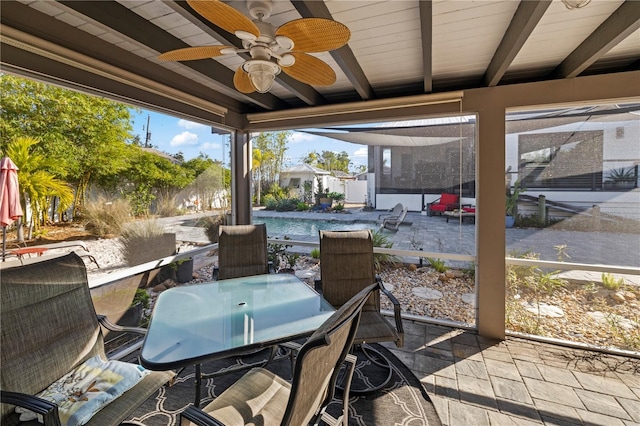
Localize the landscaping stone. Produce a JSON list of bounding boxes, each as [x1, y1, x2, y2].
[[521, 302, 564, 318]]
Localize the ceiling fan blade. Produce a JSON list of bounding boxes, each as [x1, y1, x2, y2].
[[158, 45, 234, 61], [275, 18, 350, 53], [234, 67, 256, 93], [187, 0, 259, 38], [281, 53, 336, 86]]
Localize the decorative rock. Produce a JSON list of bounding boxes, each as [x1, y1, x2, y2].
[[623, 291, 636, 300], [445, 271, 455, 279], [438, 274, 449, 282], [461, 293, 476, 306], [153, 284, 167, 292], [408, 264, 417, 271], [610, 292, 626, 303], [588, 311, 637, 330], [521, 301, 564, 318], [412, 287, 443, 300], [382, 282, 395, 292]]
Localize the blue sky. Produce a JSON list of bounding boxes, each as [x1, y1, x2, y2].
[[130, 109, 368, 170]]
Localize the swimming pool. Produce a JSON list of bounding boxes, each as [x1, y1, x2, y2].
[[253, 216, 376, 237]]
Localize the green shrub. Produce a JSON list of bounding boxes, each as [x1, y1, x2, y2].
[[262, 194, 278, 210], [427, 258, 448, 273], [133, 288, 150, 309], [84, 196, 132, 238], [310, 248, 320, 259], [275, 198, 299, 212], [327, 192, 345, 202], [296, 202, 310, 211], [333, 204, 345, 211]]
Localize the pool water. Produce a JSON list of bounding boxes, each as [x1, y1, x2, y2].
[[253, 216, 375, 237]]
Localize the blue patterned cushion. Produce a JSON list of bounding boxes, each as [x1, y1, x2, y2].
[[15, 356, 149, 426]]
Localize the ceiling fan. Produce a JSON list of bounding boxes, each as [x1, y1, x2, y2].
[[159, 0, 351, 94]]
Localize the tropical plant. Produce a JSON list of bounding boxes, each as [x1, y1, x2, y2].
[[426, 257, 448, 273], [371, 229, 400, 271], [606, 167, 635, 183], [5, 137, 74, 238]]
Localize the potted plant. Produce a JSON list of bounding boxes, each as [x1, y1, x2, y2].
[[606, 167, 636, 189], [172, 257, 194, 283], [506, 180, 524, 228]]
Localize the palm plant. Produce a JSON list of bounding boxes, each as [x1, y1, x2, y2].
[[5, 137, 74, 239]]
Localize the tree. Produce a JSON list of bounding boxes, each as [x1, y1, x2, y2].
[[253, 131, 290, 191], [303, 150, 351, 173], [4, 137, 74, 238], [253, 131, 291, 201], [0, 75, 134, 216]]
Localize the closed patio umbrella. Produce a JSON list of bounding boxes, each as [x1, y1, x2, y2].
[[0, 156, 24, 261]]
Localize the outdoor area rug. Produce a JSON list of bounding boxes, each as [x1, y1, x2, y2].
[[125, 343, 441, 425]]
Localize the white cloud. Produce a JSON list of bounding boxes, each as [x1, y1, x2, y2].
[[289, 131, 317, 144], [201, 142, 221, 150], [170, 131, 199, 146], [353, 147, 368, 157], [177, 119, 206, 130]]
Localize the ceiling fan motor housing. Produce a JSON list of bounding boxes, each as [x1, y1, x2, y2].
[[248, 0, 273, 20]]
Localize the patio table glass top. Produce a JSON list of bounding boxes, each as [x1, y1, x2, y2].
[[140, 273, 335, 370]]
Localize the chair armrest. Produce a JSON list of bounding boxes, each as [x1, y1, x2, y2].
[[375, 277, 405, 347], [180, 405, 224, 426], [97, 314, 147, 336], [1, 391, 61, 426]]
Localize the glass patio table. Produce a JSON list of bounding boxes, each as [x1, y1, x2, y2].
[[140, 273, 335, 405]]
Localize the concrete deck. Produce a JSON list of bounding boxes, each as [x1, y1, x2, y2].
[[384, 320, 640, 425]]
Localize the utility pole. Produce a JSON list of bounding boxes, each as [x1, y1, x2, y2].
[[144, 115, 151, 148]]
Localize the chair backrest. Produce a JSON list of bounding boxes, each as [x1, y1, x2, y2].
[[319, 229, 379, 311], [1, 253, 104, 419], [439, 193, 459, 206], [390, 203, 403, 215], [282, 283, 376, 426], [218, 224, 269, 280]]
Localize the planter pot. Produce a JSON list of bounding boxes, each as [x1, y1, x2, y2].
[[506, 215, 515, 228], [127, 233, 176, 266], [176, 258, 194, 283], [319, 198, 333, 209]]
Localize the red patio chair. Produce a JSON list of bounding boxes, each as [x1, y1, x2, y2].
[[426, 193, 459, 216]]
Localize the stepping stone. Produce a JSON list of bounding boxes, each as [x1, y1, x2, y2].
[[412, 287, 443, 300], [521, 301, 564, 318]]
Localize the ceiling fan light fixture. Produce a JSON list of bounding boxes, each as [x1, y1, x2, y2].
[[561, 0, 591, 9], [243, 60, 280, 93]]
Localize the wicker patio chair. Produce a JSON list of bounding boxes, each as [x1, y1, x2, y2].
[[316, 229, 404, 394], [214, 224, 273, 280], [0, 253, 175, 426], [179, 283, 376, 426]]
